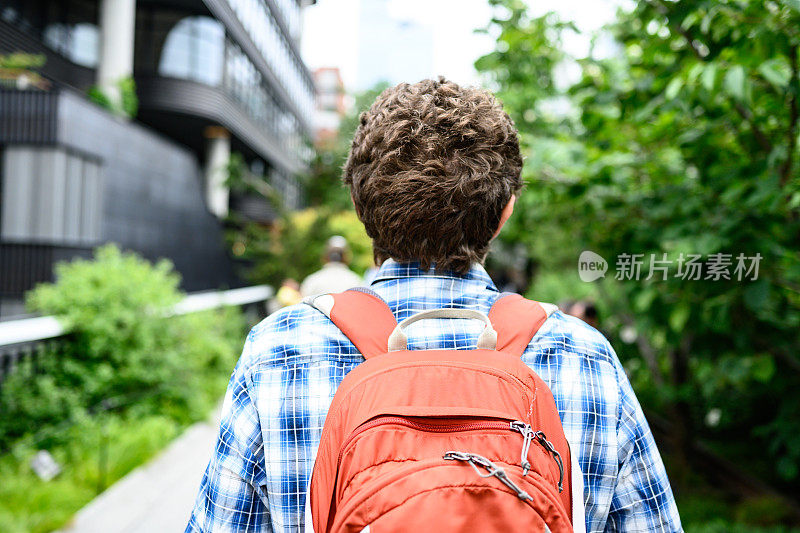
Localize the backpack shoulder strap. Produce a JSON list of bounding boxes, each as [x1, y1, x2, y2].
[[304, 287, 397, 360], [488, 293, 558, 357]]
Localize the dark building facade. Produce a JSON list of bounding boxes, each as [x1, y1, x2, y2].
[[0, 0, 315, 316]]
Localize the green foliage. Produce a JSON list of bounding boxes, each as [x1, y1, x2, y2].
[[236, 208, 372, 286], [0, 245, 246, 531], [226, 152, 284, 211], [0, 52, 46, 69], [0, 414, 183, 533], [477, 0, 800, 524], [0, 52, 48, 89], [0, 244, 246, 448], [686, 523, 800, 533], [118, 76, 138, 118], [86, 77, 138, 118], [87, 85, 112, 110]]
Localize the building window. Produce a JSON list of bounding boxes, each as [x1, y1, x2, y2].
[[224, 0, 314, 126], [42, 22, 99, 68], [1, 146, 103, 245], [3, 0, 100, 68], [159, 16, 224, 86]]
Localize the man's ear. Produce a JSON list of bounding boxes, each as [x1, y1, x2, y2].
[[492, 195, 516, 240]]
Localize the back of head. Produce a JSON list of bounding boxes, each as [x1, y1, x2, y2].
[[344, 77, 523, 274], [325, 235, 349, 264]]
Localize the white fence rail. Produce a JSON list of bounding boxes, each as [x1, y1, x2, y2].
[[0, 316, 65, 347], [0, 285, 273, 381]]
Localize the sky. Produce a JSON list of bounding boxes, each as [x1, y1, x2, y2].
[[301, 0, 629, 92]]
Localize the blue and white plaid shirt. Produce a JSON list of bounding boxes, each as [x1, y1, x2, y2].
[[186, 260, 682, 532]]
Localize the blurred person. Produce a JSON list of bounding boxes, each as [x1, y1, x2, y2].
[[299, 236, 363, 296], [267, 279, 302, 315], [276, 278, 302, 307], [187, 78, 681, 532], [558, 299, 577, 314], [566, 300, 599, 330]]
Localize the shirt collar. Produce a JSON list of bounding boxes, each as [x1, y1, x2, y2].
[[370, 259, 498, 292]]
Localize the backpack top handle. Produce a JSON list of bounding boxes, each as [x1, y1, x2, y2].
[[387, 308, 498, 351], [305, 289, 557, 360]]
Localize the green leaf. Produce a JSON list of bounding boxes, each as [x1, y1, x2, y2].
[[701, 63, 718, 91], [785, 0, 800, 15], [665, 78, 683, 100], [687, 63, 704, 84], [669, 304, 691, 333], [751, 354, 776, 383], [634, 287, 657, 312], [700, 11, 713, 34], [778, 456, 799, 480], [744, 279, 770, 312], [724, 65, 746, 100], [758, 58, 792, 89], [681, 12, 700, 30]]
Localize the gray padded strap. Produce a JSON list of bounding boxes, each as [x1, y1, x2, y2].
[[387, 308, 497, 351]]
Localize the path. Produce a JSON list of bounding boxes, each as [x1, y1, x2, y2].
[[58, 411, 219, 533]]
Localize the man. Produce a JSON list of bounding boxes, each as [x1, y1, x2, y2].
[[299, 236, 362, 297], [186, 78, 682, 532]]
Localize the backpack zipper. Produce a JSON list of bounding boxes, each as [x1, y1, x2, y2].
[[331, 456, 565, 532], [443, 451, 533, 500], [337, 416, 513, 468], [511, 421, 564, 492], [338, 416, 564, 492]]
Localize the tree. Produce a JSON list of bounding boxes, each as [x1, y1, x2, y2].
[[476, 0, 800, 521]]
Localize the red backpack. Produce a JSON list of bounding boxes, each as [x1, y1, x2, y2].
[[306, 288, 578, 533]]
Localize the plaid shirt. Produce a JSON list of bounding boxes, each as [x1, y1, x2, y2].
[[186, 260, 682, 533]]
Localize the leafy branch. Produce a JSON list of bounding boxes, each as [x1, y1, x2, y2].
[[646, 0, 773, 153]]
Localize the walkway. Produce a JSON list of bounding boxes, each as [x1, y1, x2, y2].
[[58, 411, 219, 533]]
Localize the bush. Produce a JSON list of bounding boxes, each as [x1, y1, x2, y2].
[[118, 77, 138, 118], [86, 77, 138, 118], [0, 244, 246, 448], [0, 413, 183, 533]]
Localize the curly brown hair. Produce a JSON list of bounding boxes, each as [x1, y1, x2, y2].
[[343, 77, 523, 274]]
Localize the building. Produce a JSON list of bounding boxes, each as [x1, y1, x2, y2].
[[312, 66, 346, 146], [0, 0, 316, 317]]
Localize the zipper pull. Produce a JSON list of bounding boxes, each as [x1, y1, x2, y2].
[[510, 421, 534, 475], [534, 431, 565, 493], [444, 451, 532, 501]]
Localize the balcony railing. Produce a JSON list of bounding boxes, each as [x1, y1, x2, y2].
[[0, 242, 94, 298]]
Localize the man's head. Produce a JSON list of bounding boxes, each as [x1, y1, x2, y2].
[[324, 235, 349, 264], [344, 77, 523, 274]]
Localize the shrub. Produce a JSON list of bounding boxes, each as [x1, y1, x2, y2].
[[86, 77, 138, 118], [0, 244, 246, 448]]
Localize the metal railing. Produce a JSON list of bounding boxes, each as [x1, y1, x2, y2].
[[0, 242, 95, 298], [0, 88, 59, 144], [0, 285, 273, 384]]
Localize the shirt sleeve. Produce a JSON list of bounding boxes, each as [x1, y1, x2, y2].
[[186, 335, 271, 532], [606, 354, 683, 532]]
